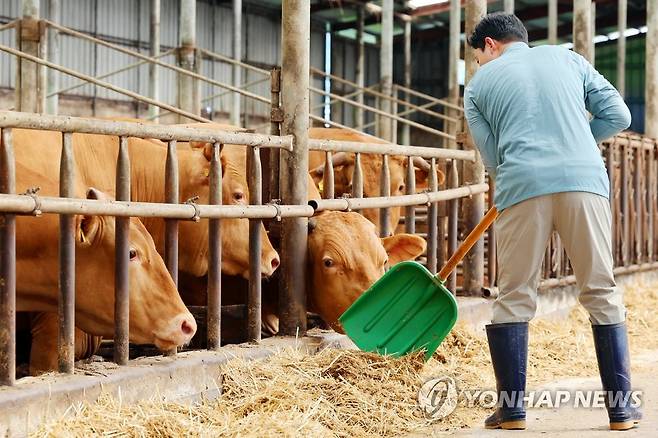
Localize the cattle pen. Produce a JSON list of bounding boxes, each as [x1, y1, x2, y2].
[[0, 0, 657, 436]]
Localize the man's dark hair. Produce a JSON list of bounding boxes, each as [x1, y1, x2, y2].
[[467, 12, 528, 50]]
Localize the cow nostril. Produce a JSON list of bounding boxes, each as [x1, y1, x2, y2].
[[271, 257, 280, 271], [181, 319, 195, 336]]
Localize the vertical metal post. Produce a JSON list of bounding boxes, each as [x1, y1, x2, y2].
[[207, 142, 222, 350], [247, 147, 262, 343], [621, 142, 629, 265], [647, 0, 658, 138], [16, 0, 41, 113], [177, 0, 199, 122], [58, 133, 75, 373], [447, 159, 458, 293], [647, 145, 655, 261], [427, 158, 439, 274], [149, 0, 160, 120], [590, 1, 596, 66], [447, 0, 461, 149], [279, 0, 309, 336], [379, 0, 394, 142], [114, 136, 130, 366], [573, 0, 593, 64], [617, 0, 626, 98], [504, 0, 514, 14], [548, 0, 558, 45], [46, 0, 60, 114], [463, 0, 487, 295], [323, 151, 335, 199], [402, 19, 412, 147], [269, 68, 281, 202], [404, 156, 415, 234], [352, 153, 364, 199], [634, 148, 642, 263], [0, 129, 16, 386], [164, 139, 179, 355], [232, 0, 242, 126], [354, 5, 365, 130], [380, 155, 391, 237]]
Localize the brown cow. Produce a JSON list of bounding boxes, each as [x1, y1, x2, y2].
[[307, 128, 445, 236], [12, 163, 196, 374]]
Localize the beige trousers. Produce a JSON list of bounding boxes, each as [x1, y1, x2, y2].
[[493, 192, 625, 325]]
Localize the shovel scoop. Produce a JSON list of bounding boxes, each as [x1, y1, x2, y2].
[[339, 207, 499, 361]]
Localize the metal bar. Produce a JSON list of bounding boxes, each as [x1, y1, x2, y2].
[[0, 111, 293, 148], [0, 20, 18, 32], [164, 139, 178, 356], [149, 0, 160, 120], [647, 0, 658, 138], [590, 1, 596, 66], [16, 3, 40, 113], [404, 156, 415, 234], [309, 86, 456, 141], [207, 142, 222, 350], [617, 0, 626, 98], [539, 263, 658, 290], [354, 4, 365, 129], [634, 146, 642, 263], [279, 0, 309, 337], [43, 21, 271, 105], [352, 152, 364, 199], [361, 100, 444, 130], [323, 151, 335, 199], [504, 0, 514, 14], [247, 146, 262, 343], [427, 158, 439, 274], [0, 42, 210, 123], [232, 0, 242, 126], [391, 83, 463, 112], [177, 0, 198, 121], [269, 67, 281, 202], [310, 183, 489, 212], [0, 128, 16, 386], [647, 144, 655, 261], [573, 0, 593, 63], [58, 132, 75, 373], [37, 20, 47, 113], [548, 0, 558, 44], [391, 95, 398, 145], [447, 160, 459, 293], [379, 0, 394, 142], [380, 154, 391, 237], [621, 142, 629, 265], [402, 20, 411, 147], [114, 136, 130, 365], [200, 48, 269, 76], [309, 138, 474, 161], [202, 76, 269, 105]]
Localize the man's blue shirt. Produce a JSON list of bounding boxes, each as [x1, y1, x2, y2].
[[464, 42, 631, 210]]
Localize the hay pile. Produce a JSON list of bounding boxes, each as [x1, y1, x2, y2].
[[34, 280, 658, 437]]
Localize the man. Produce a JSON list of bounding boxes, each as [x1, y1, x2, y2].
[[464, 13, 638, 431]]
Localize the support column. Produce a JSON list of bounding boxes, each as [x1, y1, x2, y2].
[[590, 1, 596, 66], [647, 0, 658, 138], [149, 0, 160, 120], [504, 0, 514, 14], [401, 18, 411, 146], [447, 0, 461, 149], [617, 0, 626, 98], [279, 0, 309, 336], [45, 0, 59, 114], [379, 0, 394, 142], [548, 0, 558, 44], [232, 0, 242, 126], [463, 0, 487, 295], [354, 5, 365, 129], [573, 0, 593, 63], [16, 0, 41, 113], [177, 0, 199, 122]]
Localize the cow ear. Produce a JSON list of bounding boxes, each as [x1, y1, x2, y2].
[[76, 189, 106, 246], [381, 234, 427, 266], [414, 167, 446, 187]]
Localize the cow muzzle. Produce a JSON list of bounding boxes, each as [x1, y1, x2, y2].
[[153, 312, 197, 350]]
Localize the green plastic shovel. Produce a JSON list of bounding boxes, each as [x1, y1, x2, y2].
[[339, 207, 499, 361]]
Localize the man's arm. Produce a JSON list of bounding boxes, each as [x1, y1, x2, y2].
[[579, 54, 632, 143], [464, 86, 498, 179]]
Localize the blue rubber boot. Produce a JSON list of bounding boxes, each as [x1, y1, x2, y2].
[[484, 322, 528, 430], [592, 322, 642, 430]]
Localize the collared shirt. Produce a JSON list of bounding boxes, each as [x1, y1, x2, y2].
[[464, 42, 631, 211]]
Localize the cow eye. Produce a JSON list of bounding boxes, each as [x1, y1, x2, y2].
[[129, 248, 138, 261], [233, 191, 244, 202], [323, 257, 334, 268]]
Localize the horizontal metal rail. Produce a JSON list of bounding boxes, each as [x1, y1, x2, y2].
[[200, 48, 270, 76], [309, 86, 455, 141], [309, 183, 489, 212], [362, 100, 440, 131], [0, 20, 18, 32], [309, 138, 475, 161], [45, 20, 271, 105], [0, 43, 210, 123], [0, 111, 293, 148], [394, 83, 464, 112]]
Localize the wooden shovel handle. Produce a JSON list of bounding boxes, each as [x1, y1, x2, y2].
[[438, 206, 499, 281]]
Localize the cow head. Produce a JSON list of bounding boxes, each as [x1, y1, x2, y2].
[[181, 141, 280, 279], [306, 211, 426, 332], [73, 189, 197, 350]]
